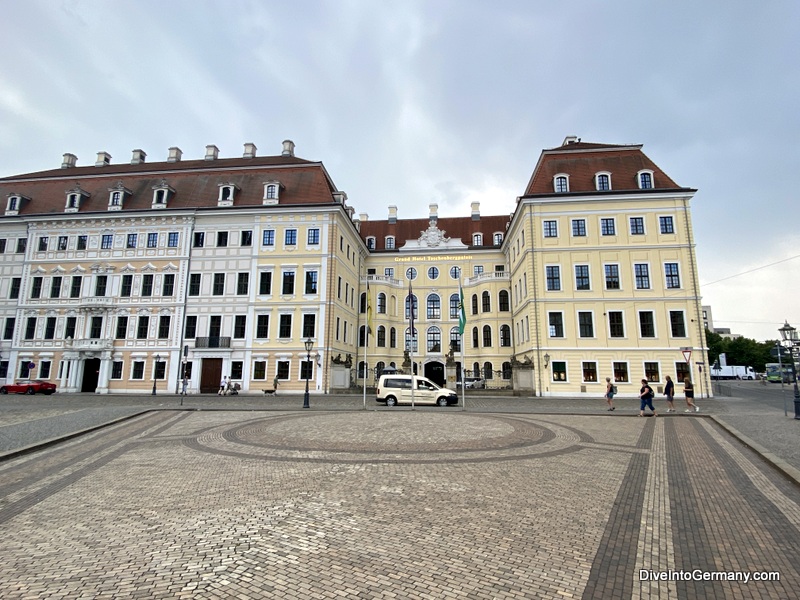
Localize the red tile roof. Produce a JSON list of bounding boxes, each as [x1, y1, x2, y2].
[[359, 215, 511, 250]]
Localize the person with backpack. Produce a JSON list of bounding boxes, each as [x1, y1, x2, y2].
[[664, 375, 676, 412], [604, 377, 616, 411], [639, 379, 657, 417]]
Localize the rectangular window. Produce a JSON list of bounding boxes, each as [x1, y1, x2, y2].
[[10, 277, 21, 299], [256, 315, 269, 338], [90, 316, 103, 339], [241, 230, 252, 247], [282, 272, 295, 295], [600, 218, 616, 236], [259, 271, 272, 295], [670, 311, 687, 337], [665, 263, 681, 289], [185, 316, 197, 339], [279, 314, 292, 338], [552, 361, 567, 382], [64, 317, 76, 339], [25, 317, 37, 340], [137, 316, 149, 339], [31, 277, 42, 299], [676, 362, 690, 382], [188, 274, 201, 296], [300, 360, 313, 380], [253, 361, 267, 380], [634, 264, 650, 289], [231, 361, 243, 380], [193, 232, 204, 248], [608, 311, 625, 338], [645, 362, 660, 382], [116, 316, 128, 339], [3, 318, 15, 340], [305, 271, 318, 294], [70, 276, 82, 298], [546, 266, 561, 291], [162, 274, 175, 296], [308, 228, 320, 245], [582, 362, 598, 383], [276, 360, 290, 380], [548, 313, 564, 338], [126, 233, 137, 249], [262, 230, 275, 246], [0, 239, 6, 253], [147, 232, 158, 248], [168, 232, 179, 247], [16, 238, 27, 253], [50, 276, 62, 298], [659, 216, 674, 234], [132, 361, 145, 380], [302, 314, 316, 338], [95, 275, 107, 296], [158, 315, 171, 339], [574, 265, 590, 290], [101, 234, 113, 249], [571, 219, 586, 237], [578, 312, 594, 338], [543, 220, 558, 238], [58, 236, 68, 251], [38, 236, 48, 252], [604, 264, 620, 290], [285, 229, 297, 245], [141, 274, 154, 297], [39, 361, 51, 379], [213, 273, 225, 295], [234, 315, 246, 339], [613, 362, 629, 383], [217, 231, 228, 247], [237, 272, 249, 295], [44, 317, 56, 340], [385, 268, 394, 278], [120, 274, 133, 297], [111, 361, 123, 380], [639, 311, 656, 338], [77, 235, 87, 250], [629, 217, 645, 235]]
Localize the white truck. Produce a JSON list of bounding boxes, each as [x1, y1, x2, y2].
[[710, 365, 756, 380]]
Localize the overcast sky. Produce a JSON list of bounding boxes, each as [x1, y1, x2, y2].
[[1, 0, 798, 342]]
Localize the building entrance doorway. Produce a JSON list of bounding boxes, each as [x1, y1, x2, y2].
[[81, 358, 100, 393], [424, 361, 445, 387], [201, 358, 223, 393]]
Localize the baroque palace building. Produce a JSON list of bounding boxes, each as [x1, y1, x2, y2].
[[0, 136, 710, 397]]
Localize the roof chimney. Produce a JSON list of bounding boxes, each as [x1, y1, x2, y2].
[[95, 151, 112, 167], [205, 145, 219, 161], [61, 153, 77, 169], [429, 203, 438, 223], [167, 147, 182, 163], [359, 213, 369, 222], [281, 140, 295, 157], [130, 149, 146, 165], [388, 205, 397, 224], [562, 135, 579, 146], [243, 142, 257, 159], [471, 201, 480, 221]]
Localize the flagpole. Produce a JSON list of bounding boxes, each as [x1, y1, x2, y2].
[[409, 277, 415, 410], [458, 273, 467, 411], [363, 280, 372, 411]]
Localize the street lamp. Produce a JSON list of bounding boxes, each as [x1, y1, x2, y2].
[[778, 321, 800, 420], [152, 354, 161, 396], [303, 338, 313, 409]]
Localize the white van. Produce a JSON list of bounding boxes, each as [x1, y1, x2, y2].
[[375, 375, 459, 407]]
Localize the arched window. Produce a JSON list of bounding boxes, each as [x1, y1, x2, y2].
[[596, 173, 611, 191], [359, 325, 367, 347], [427, 294, 441, 319], [472, 327, 479, 348], [554, 175, 569, 193], [483, 362, 494, 380], [377, 325, 386, 347], [450, 327, 461, 353], [472, 362, 480, 378], [376, 361, 386, 378], [450, 293, 460, 319], [500, 324, 511, 347], [427, 327, 441, 352], [482, 291, 491, 312], [473, 233, 483, 246], [493, 233, 503, 245], [471, 294, 478, 315], [499, 290, 510, 311], [405, 327, 418, 352], [366, 237, 375, 250], [360, 292, 368, 313], [377, 292, 386, 314], [405, 294, 418, 319], [390, 327, 397, 348], [385, 236, 395, 249], [358, 361, 367, 378], [502, 362, 512, 379], [482, 325, 492, 347]]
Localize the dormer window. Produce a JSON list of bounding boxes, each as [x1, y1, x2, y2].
[[217, 183, 239, 207], [151, 179, 174, 209], [107, 181, 132, 211], [638, 170, 654, 189], [5, 194, 27, 215], [493, 232, 503, 245], [594, 172, 611, 191], [385, 236, 395, 250], [263, 181, 282, 205], [472, 233, 483, 246], [366, 237, 376, 250], [65, 186, 90, 213], [554, 174, 569, 193]]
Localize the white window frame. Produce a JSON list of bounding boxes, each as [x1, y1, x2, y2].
[[607, 310, 626, 339], [629, 216, 646, 236], [595, 172, 612, 191], [217, 183, 238, 206], [547, 311, 565, 338], [581, 361, 599, 384], [577, 310, 595, 339], [637, 310, 657, 338], [553, 173, 569, 193], [637, 169, 654, 190], [542, 220, 558, 238], [664, 262, 682, 289], [634, 262, 651, 290], [574, 264, 591, 291], [366, 236, 376, 250], [571, 219, 587, 237], [600, 217, 616, 236], [472, 233, 483, 246], [263, 181, 281, 205], [385, 236, 395, 249], [551, 360, 568, 383], [604, 263, 621, 290], [658, 215, 675, 234], [668, 309, 688, 338]]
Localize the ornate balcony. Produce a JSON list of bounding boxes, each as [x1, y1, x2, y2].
[[67, 337, 114, 351]]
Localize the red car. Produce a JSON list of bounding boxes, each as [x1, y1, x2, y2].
[[0, 380, 57, 395]]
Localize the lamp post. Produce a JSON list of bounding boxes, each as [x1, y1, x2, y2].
[[778, 321, 800, 419], [303, 338, 313, 409], [152, 354, 161, 396]]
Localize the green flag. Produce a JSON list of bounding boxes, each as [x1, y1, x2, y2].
[[458, 282, 466, 336]]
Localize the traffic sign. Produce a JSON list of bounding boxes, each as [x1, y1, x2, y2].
[[682, 350, 692, 363]]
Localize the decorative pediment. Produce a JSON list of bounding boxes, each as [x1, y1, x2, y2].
[[399, 219, 468, 252], [141, 263, 157, 273], [162, 263, 178, 272], [120, 263, 136, 273]]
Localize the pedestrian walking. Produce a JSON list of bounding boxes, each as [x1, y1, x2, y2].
[[684, 377, 699, 412], [639, 379, 657, 417], [664, 375, 676, 412], [219, 375, 227, 396], [181, 376, 188, 396], [273, 375, 280, 395], [604, 377, 616, 411]]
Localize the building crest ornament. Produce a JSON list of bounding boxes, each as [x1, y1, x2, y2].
[[418, 219, 449, 247]]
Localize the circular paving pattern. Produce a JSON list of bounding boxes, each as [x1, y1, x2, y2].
[[186, 412, 595, 464]]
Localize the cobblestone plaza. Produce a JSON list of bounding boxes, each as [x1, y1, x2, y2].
[[1, 406, 798, 599]]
